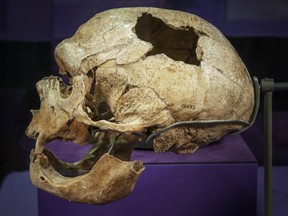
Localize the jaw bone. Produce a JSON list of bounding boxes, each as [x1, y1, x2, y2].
[[26, 75, 145, 204], [30, 150, 144, 204]]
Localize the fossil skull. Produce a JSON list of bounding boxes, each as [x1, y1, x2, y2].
[[26, 7, 255, 204]]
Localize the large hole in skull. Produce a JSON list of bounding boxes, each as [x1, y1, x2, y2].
[[135, 13, 200, 66]]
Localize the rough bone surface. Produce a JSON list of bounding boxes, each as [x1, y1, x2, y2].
[[30, 151, 144, 204], [26, 7, 255, 204]]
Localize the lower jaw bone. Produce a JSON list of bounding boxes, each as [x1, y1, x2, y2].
[[30, 150, 144, 204]]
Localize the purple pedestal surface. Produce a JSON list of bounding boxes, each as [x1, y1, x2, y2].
[[38, 134, 257, 216]]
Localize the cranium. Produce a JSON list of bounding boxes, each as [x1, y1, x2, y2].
[[26, 7, 255, 204]]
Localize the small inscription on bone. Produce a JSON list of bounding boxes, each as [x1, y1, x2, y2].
[[181, 104, 195, 109]]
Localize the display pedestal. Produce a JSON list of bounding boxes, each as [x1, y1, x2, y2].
[[38, 135, 257, 216]]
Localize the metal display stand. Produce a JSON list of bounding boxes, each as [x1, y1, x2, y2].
[[261, 79, 288, 216], [137, 77, 288, 216]]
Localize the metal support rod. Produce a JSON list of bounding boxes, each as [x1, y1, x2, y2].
[[274, 82, 288, 91], [261, 78, 274, 216], [260, 79, 288, 216], [261, 79, 274, 216], [264, 92, 273, 216]]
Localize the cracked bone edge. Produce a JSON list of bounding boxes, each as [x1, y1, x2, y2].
[[30, 150, 145, 204]]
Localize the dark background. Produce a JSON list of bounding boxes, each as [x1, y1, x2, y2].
[[1, 0, 288, 185]]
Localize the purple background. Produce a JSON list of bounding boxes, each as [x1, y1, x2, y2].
[[39, 135, 257, 216], [39, 164, 257, 216], [46, 134, 256, 164], [1, 0, 288, 42]]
